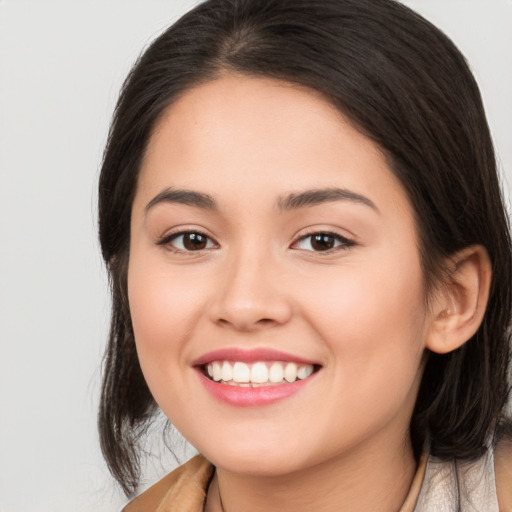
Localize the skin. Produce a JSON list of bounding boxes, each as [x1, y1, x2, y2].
[[127, 75, 482, 511]]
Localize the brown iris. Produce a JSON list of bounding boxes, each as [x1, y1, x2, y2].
[[310, 234, 336, 251], [182, 233, 208, 250]]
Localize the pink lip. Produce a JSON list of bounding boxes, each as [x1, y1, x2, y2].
[[193, 348, 320, 407], [192, 347, 318, 366], [196, 371, 316, 407]]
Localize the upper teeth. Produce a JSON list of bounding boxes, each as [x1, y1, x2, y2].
[[206, 361, 314, 385]]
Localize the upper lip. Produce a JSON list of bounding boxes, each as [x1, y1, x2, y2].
[[192, 347, 320, 367]]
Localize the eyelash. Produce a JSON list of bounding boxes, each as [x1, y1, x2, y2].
[[157, 230, 218, 253], [157, 230, 355, 255], [292, 231, 356, 253]]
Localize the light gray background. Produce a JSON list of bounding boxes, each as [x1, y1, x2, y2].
[[1, 1, 511, 511]]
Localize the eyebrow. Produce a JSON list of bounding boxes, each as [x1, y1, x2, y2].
[[276, 187, 378, 213], [145, 188, 217, 213], [145, 186, 378, 214]]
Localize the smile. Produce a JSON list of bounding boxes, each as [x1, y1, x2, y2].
[[194, 348, 321, 407], [205, 360, 315, 386]]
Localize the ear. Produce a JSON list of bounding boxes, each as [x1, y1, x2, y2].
[[426, 245, 492, 354]]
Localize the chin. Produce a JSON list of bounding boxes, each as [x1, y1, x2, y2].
[[208, 450, 303, 477], [193, 432, 308, 476]]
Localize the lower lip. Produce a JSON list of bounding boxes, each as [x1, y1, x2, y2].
[[197, 371, 316, 407]]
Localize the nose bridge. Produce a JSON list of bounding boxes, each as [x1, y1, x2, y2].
[[211, 239, 292, 330]]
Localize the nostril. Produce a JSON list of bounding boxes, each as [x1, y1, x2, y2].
[[215, 316, 277, 330]]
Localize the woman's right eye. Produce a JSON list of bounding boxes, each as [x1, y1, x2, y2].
[[158, 231, 217, 252]]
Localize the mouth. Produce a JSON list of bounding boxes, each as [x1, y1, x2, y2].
[[193, 348, 321, 406], [200, 360, 319, 387]]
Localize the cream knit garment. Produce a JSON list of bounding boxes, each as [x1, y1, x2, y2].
[[414, 450, 499, 511]]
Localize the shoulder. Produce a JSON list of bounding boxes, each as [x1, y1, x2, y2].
[[495, 437, 512, 512], [415, 442, 511, 511], [123, 454, 214, 512]]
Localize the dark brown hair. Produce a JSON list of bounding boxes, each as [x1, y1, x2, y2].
[[98, 0, 512, 496]]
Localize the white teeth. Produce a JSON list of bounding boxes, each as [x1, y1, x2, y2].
[[284, 362, 297, 383], [212, 361, 222, 381], [205, 360, 316, 385], [269, 362, 284, 383], [233, 362, 250, 383], [251, 362, 269, 383], [297, 365, 314, 380], [221, 361, 233, 382]]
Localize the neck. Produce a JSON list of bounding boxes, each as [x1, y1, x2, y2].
[[205, 432, 418, 512]]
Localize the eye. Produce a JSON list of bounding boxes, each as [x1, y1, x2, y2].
[[292, 232, 355, 252], [158, 231, 217, 252]]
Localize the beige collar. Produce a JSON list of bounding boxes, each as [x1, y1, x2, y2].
[[399, 452, 428, 512]]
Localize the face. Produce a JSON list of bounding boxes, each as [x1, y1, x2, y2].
[[128, 75, 430, 476]]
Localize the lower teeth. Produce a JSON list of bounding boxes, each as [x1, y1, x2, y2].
[[216, 379, 295, 387]]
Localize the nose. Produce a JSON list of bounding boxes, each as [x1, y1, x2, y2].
[[209, 249, 293, 332]]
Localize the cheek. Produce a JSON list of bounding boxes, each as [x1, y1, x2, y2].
[[126, 258, 217, 423], [127, 256, 207, 381], [302, 260, 425, 337], [297, 250, 427, 390], [129, 271, 179, 348], [300, 266, 427, 444]]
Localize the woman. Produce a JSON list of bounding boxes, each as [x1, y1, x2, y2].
[[98, 0, 512, 509]]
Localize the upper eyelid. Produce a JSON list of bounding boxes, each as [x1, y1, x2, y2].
[[158, 227, 216, 242], [293, 228, 355, 243], [292, 231, 355, 249], [157, 231, 219, 253], [296, 230, 352, 240]]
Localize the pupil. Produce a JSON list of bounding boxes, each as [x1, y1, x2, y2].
[[312, 234, 334, 251], [184, 233, 207, 250]]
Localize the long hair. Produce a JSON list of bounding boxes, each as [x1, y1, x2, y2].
[[98, 0, 512, 496]]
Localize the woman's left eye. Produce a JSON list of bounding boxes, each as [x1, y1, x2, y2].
[[292, 232, 355, 252]]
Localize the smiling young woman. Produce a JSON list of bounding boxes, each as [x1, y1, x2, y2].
[[98, 1, 512, 510], [129, 76, 431, 509]]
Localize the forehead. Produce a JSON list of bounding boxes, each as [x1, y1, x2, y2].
[[136, 74, 411, 222]]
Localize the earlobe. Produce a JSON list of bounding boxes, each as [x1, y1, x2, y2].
[[426, 245, 492, 355]]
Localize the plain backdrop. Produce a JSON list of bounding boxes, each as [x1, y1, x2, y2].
[[0, 1, 511, 511]]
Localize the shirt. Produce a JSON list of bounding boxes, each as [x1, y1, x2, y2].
[[123, 446, 511, 511]]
